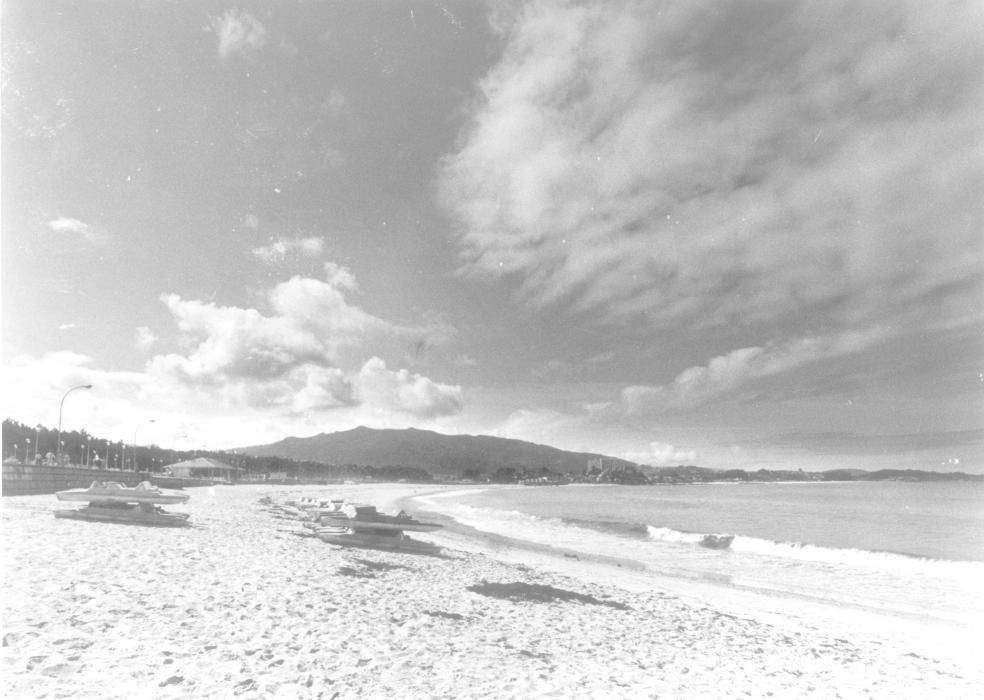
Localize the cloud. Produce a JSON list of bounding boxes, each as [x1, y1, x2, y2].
[[150, 264, 392, 383], [48, 217, 107, 245], [135, 326, 157, 351], [624, 442, 698, 467], [763, 429, 984, 457], [212, 10, 269, 61], [622, 328, 889, 413], [439, 0, 984, 334], [357, 357, 463, 418], [252, 236, 326, 264], [1, 266, 464, 446], [144, 263, 460, 419], [492, 407, 585, 445]]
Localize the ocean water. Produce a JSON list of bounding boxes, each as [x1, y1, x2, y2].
[[413, 482, 984, 625]]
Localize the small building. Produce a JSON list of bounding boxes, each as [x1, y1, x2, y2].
[[163, 457, 244, 484]]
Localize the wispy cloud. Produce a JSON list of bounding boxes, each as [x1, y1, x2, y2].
[[439, 0, 984, 336], [621, 328, 890, 413], [211, 10, 269, 62], [251, 236, 326, 264], [48, 217, 107, 245]]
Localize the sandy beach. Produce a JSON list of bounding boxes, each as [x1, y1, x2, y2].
[[2, 484, 980, 699]]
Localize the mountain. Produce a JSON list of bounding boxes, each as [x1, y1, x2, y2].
[[236, 426, 636, 476]]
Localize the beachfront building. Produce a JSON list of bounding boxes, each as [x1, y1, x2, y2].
[[585, 457, 647, 484], [163, 457, 243, 484], [586, 457, 629, 476]]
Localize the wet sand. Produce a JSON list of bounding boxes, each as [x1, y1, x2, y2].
[[2, 484, 980, 698]]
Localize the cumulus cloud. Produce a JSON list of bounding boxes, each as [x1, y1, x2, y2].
[[252, 236, 325, 264], [144, 263, 461, 421], [151, 264, 395, 383], [48, 217, 107, 245], [439, 0, 984, 334], [622, 328, 889, 413], [212, 10, 269, 61], [2, 266, 464, 446], [357, 357, 463, 418], [625, 442, 698, 467]]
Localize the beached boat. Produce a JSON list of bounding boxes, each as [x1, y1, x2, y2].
[[311, 503, 442, 532], [56, 480, 190, 505], [54, 502, 191, 527], [317, 528, 442, 555], [289, 499, 442, 553]]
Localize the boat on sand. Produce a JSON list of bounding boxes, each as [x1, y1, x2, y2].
[[317, 528, 441, 555], [54, 481, 191, 527], [310, 503, 442, 532], [286, 499, 442, 553], [54, 502, 191, 527], [56, 481, 190, 505]]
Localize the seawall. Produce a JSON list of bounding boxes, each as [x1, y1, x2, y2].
[[2, 463, 153, 496]]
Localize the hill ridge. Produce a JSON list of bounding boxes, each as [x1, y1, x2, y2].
[[236, 425, 635, 475]]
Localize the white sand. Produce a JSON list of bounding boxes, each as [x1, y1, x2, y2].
[[3, 484, 981, 699]]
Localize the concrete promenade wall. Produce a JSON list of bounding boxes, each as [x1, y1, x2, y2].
[[2, 463, 153, 496]]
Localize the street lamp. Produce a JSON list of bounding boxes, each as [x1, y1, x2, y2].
[[34, 425, 42, 461], [132, 419, 156, 472], [56, 384, 92, 463]]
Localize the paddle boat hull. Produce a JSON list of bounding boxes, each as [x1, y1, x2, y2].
[[54, 503, 191, 527], [317, 529, 441, 555]]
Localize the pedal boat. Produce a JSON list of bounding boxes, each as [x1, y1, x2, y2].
[[56, 481, 190, 505]]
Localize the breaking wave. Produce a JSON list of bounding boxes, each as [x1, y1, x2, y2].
[[648, 525, 981, 574], [416, 496, 983, 578]]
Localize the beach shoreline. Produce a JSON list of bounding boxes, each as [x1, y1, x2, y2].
[[3, 483, 980, 698]]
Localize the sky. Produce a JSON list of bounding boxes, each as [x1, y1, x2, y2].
[[2, 0, 982, 472]]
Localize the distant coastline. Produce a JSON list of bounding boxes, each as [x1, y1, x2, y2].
[[637, 466, 984, 484], [4, 419, 982, 490]]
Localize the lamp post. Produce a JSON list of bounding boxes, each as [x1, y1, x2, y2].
[[56, 384, 92, 463], [34, 425, 42, 461], [132, 419, 155, 472]]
